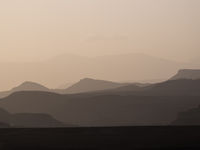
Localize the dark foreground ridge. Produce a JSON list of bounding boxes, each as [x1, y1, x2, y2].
[[1, 126, 200, 150]]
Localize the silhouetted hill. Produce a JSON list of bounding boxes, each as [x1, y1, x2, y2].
[[0, 79, 131, 97], [143, 79, 200, 96], [170, 69, 200, 80], [0, 107, 66, 127], [93, 79, 200, 96], [111, 79, 200, 96], [172, 105, 200, 125], [61, 78, 129, 94], [0, 92, 200, 126], [12, 81, 49, 92], [0, 81, 50, 98]]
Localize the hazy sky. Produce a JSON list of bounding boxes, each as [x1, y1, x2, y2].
[[0, 0, 200, 62]]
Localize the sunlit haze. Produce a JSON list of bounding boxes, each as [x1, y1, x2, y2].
[[0, 0, 199, 90], [0, 0, 200, 62]]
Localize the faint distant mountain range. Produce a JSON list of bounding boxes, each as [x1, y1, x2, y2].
[[172, 105, 200, 125], [170, 69, 200, 80], [0, 53, 195, 91], [0, 108, 67, 127]]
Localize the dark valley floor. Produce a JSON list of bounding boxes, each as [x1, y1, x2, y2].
[[0, 126, 200, 150]]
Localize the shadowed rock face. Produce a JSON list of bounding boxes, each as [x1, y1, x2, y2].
[[172, 105, 200, 125], [170, 69, 200, 80]]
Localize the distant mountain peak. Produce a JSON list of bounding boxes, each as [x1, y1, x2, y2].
[[64, 78, 127, 94], [11, 81, 49, 92], [79, 78, 114, 83]]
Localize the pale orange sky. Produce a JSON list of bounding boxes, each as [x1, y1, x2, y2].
[[0, 0, 200, 62]]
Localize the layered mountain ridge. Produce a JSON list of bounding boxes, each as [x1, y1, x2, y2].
[[0, 69, 200, 126]]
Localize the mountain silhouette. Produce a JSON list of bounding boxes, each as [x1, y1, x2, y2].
[[1, 79, 200, 126], [0, 79, 130, 98], [144, 79, 200, 96], [170, 69, 200, 80], [0, 81, 50, 98], [172, 105, 200, 125], [0, 53, 189, 91], [61, 78, 129, 94], [0, 107, 67, 127], [92, 79, 200, 96], [1, 75, 200, 126], [12, 81, 49, 92]]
